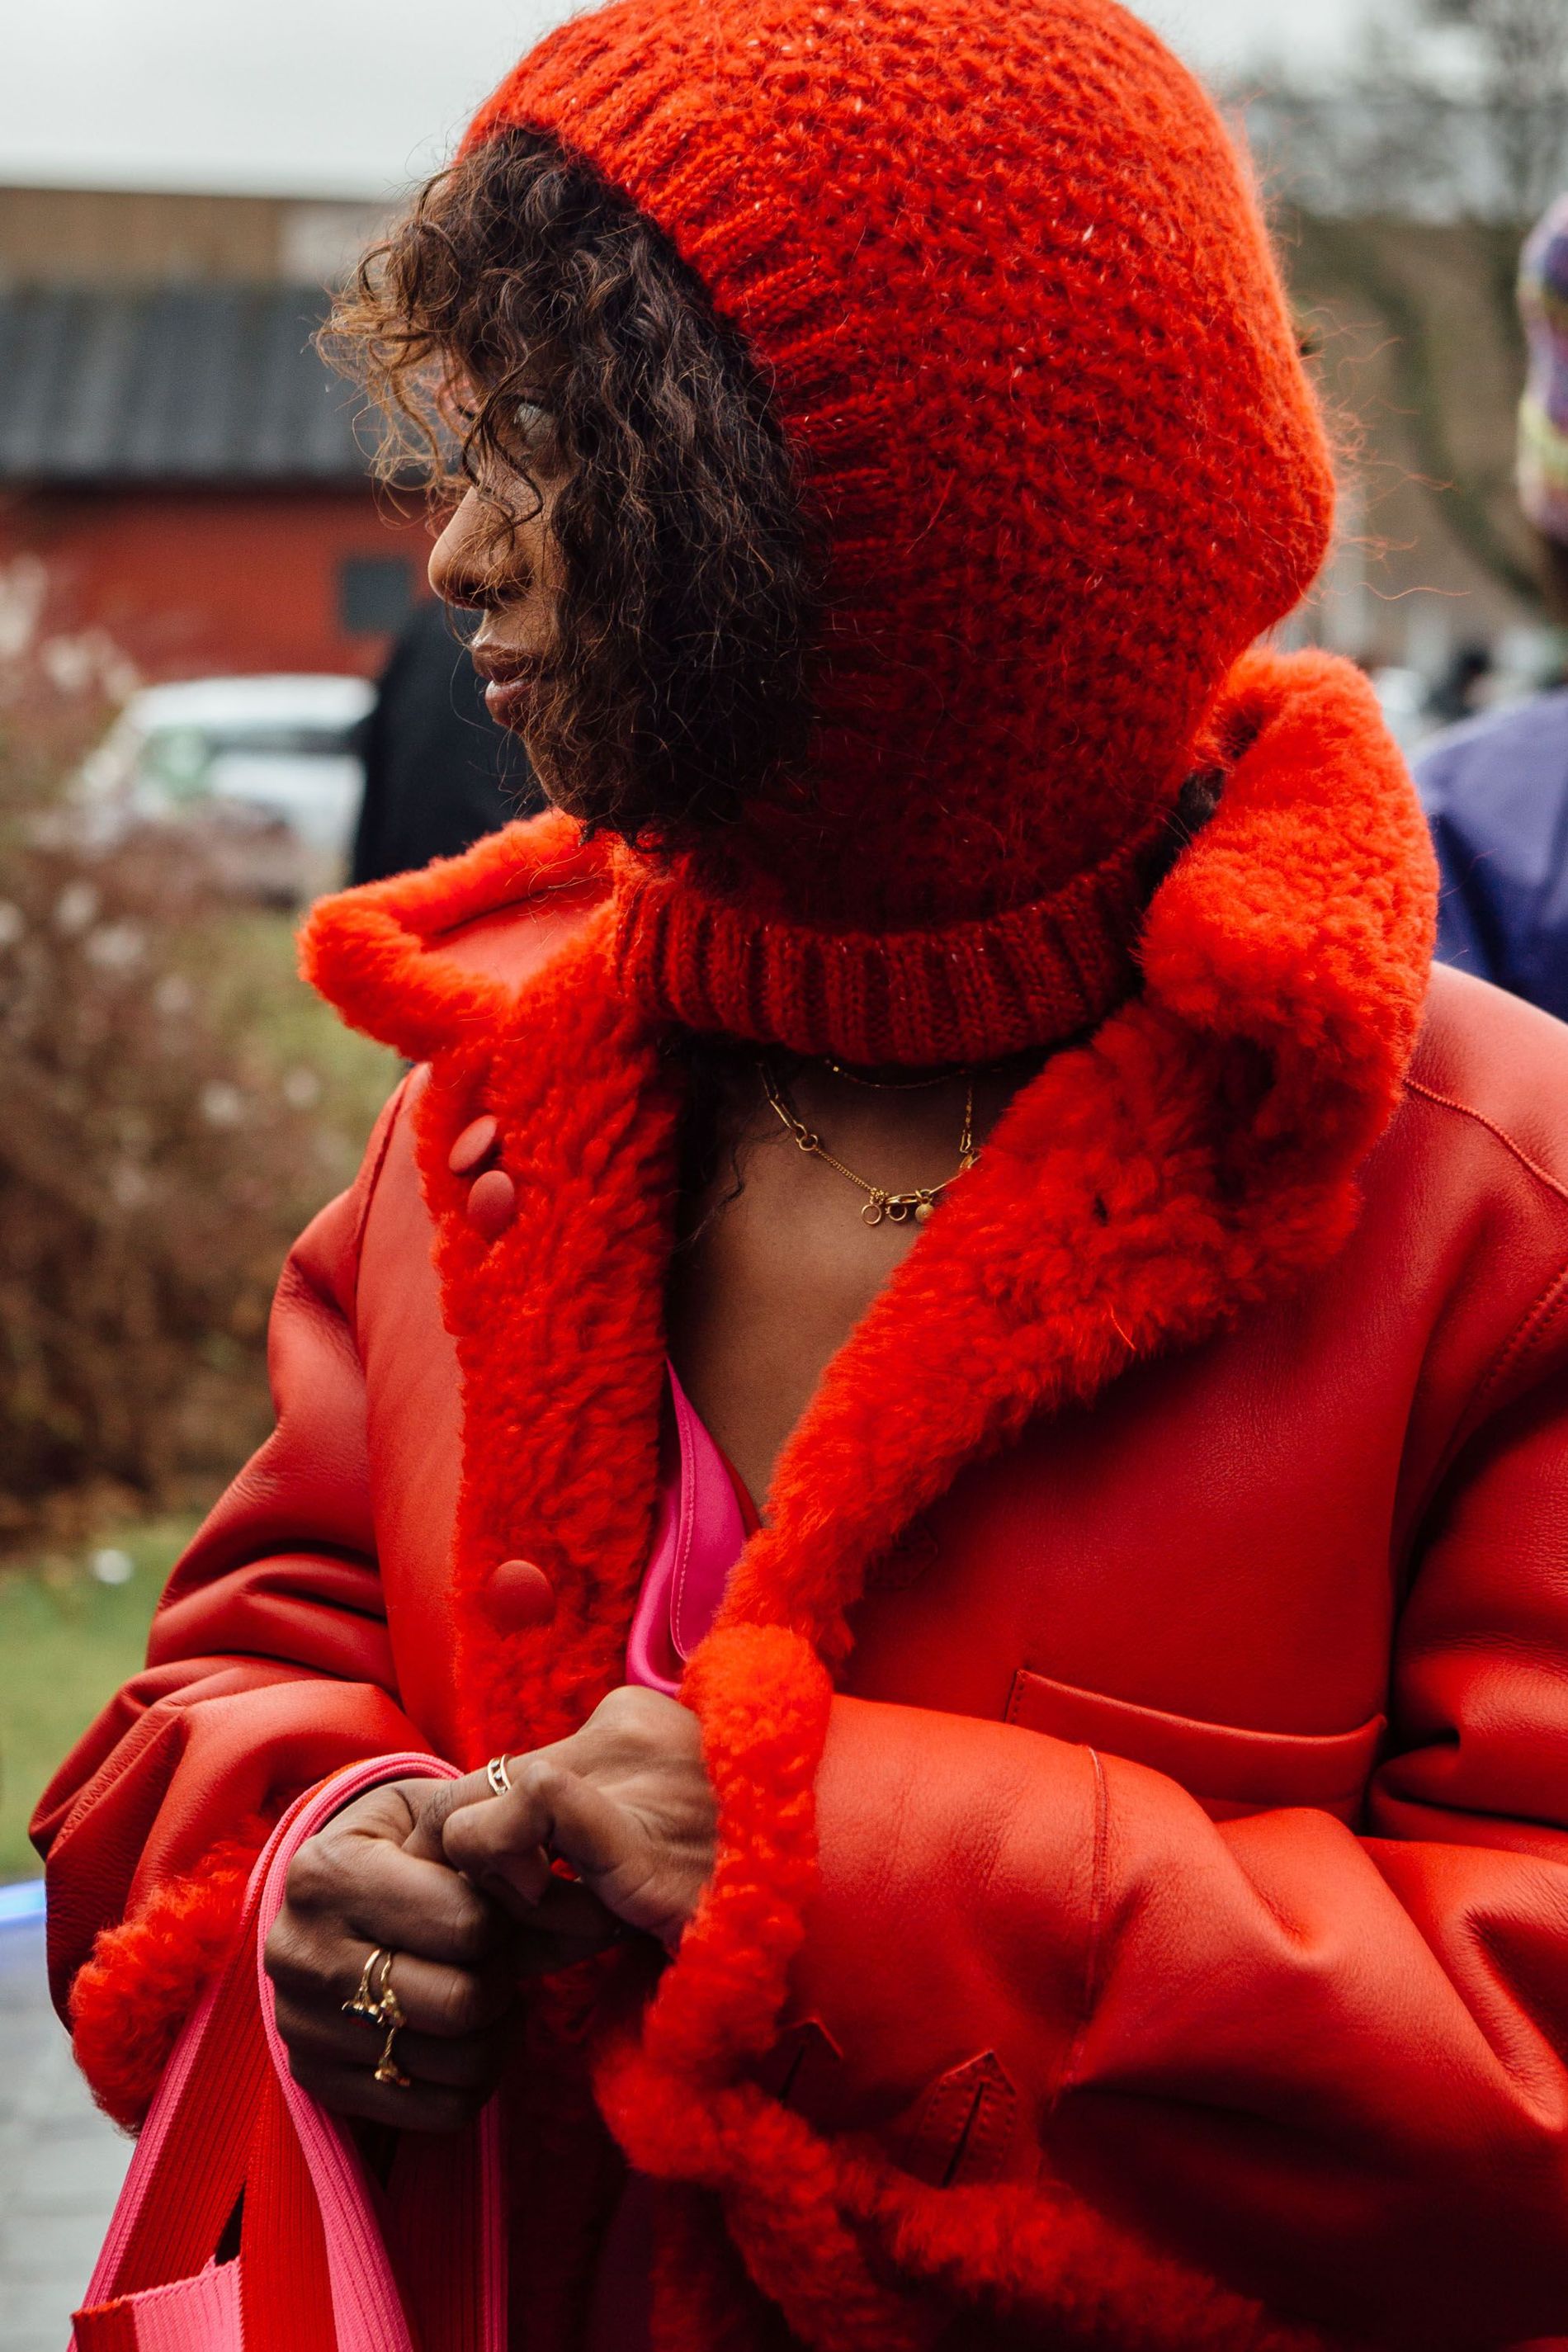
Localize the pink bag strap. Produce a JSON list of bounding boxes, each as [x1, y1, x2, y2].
[[73, 1753, 507, 2352]]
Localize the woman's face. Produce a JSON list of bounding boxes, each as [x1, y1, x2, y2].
[[426, 397, 571, 763]]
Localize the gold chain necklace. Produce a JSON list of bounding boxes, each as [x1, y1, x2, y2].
[[819, 1056, 971, 1093], [761, 1062, 977, 1226]]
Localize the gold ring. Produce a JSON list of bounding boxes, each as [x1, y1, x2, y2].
[[366, 1952, 410, 2086], [486, 1755, 512, 1797], [343, 1944, 394, 2023]]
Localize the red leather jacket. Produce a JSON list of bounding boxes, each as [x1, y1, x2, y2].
[[35, 660, 1568, 2350]]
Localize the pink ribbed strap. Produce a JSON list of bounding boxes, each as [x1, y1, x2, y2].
[[71, 1754, 506, 2352]]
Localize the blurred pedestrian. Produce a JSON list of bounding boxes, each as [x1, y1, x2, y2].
[[1417, 195, 1568, 1018], [1425, 640, 1494, 727], [351, 597, 541, 885]]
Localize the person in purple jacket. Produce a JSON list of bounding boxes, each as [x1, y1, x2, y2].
[[1416, 194, 1568, 1022]]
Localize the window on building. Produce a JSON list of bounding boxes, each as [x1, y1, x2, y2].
[[338, 555, 418, 636]]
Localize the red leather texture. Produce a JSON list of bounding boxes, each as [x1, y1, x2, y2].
[[35, 792, 1568, 2346]]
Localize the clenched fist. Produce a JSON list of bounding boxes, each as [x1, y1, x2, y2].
[[441, 1685, 719, 1953], [263, 1773, 621, 2132]]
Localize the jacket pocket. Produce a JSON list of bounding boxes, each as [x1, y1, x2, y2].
[[891, 2049, 1023, 2188], [1006, 1668, 1385, 1824]]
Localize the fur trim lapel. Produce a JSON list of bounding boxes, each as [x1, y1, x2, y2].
[[301, 807, 610, 1064], [302, 647, 1436, 2348], [413, 901, 680, 1766]]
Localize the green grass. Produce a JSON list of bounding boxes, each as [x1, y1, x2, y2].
[[0, 1519, 195, 1881]]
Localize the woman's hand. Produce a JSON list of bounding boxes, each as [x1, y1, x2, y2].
[[263, 1778, 520, 2133], [264, 1693, 716, 2128], [441, 1686, 719, 1953]]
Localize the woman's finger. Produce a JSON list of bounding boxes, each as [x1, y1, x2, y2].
[[285, 1822, 503, 1967], [395, 1767, 506, 1863], [510, 1875, 629, 1973], [268, 1931, 517, 2036], [444, 1760, 644, 1906], [522, 1875, 620, 1941], [282, 2047, 490, 2137], [399, 1734, 597, 1869], [277, 1991, 510, 2090]]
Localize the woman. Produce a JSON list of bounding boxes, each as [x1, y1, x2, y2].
[[35, 1, 1568, 2345]]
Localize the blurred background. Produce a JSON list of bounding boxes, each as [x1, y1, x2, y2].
[[2, 1, 1566, 2340]]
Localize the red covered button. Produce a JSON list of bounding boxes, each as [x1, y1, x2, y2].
[[465, 1168, 517, 1240], [449, 1115, 499, 1176], [481, 1558, 556, 1633]]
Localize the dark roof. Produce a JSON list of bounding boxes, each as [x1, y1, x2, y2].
[[0, 284, 373, 484]]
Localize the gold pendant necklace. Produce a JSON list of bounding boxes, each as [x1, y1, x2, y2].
[[761, 1062, 978, 1226]]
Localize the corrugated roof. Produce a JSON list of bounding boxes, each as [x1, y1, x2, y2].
[[0, 285, 373, 484]]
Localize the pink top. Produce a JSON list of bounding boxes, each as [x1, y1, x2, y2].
[[624, 1364, 753, 1695], [586, 1365, 753, 2352]]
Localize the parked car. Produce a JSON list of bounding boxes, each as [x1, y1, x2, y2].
[[74, 675, 375, 904]]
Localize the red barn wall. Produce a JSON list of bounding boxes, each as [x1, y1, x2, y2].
[[0, 485, 435, 683]]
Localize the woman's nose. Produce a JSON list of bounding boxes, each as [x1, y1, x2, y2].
[[427, 489, 494, 609]]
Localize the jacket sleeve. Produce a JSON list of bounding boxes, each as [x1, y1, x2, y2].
[[1415, 745, 1502, 988], [31, 1080, 434, 2127], [777, 1355, 1568, 2349]]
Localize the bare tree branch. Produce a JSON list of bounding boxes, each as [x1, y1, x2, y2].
[[1244, 0, 1568, 224]]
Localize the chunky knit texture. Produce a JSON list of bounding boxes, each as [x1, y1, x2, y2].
[[467, 0, 1336, 1036]]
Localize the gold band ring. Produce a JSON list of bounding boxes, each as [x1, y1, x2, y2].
[[342, 1947, 413, 2098], [371, 1951, 409, 2087], [343, 1943, 394, 2024], [486, 1755, 512, 1797], [343, 1947, 412, 2086]]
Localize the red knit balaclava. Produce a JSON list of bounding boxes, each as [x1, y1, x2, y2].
[[467, 0, 1335, 1054]]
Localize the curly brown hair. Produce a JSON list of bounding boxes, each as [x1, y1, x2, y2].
[[324, 128, 819, 847]]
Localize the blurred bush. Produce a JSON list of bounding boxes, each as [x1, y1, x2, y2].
[[0, 677, 394, 1550]]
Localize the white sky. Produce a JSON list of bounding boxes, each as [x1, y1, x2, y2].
[[0, 0, 1374, 201]]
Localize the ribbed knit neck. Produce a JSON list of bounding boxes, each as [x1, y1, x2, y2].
[[609, 816, 1169, 1066]]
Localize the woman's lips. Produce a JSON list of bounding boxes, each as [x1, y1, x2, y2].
[[476, 656, 549, 732], [483, 673, 537, 730]]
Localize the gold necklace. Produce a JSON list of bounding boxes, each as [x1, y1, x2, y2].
[[761, 1062, 977, 1227], [819, 1056, 974, 1093]]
